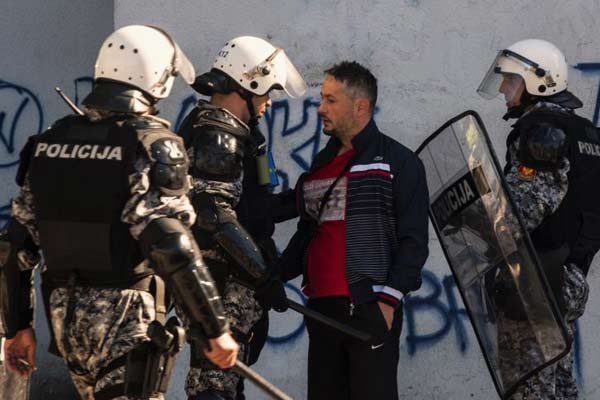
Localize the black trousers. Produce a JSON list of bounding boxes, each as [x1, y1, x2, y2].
[[306, 296, 403, 400]]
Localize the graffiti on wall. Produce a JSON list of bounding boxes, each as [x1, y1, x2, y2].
[[0, 79, 45, 226]]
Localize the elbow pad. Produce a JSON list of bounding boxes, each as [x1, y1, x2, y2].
[[214, 220, 271, 288], [192, 192, 271, 288], [139, 218, 228, 338]]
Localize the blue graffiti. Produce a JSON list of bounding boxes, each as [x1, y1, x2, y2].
[[266, 283, 308, 344], [404, 270, 469, 355], [264, 98, 323, 189], [73, 76, 94, 107], [0, 79, 44, 168], [0, 203, 11, 229]]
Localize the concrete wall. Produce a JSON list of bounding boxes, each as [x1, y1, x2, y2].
[[2, 0, 600, 398]]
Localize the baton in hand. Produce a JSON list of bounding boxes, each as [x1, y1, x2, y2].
[[190, 330, 294, 400], [286, 299, 371, 342], [233, 360, 294, 400]]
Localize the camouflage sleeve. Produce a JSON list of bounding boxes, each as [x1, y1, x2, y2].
[[122, 155, 196, 239], [505, 142, 569, 232], [11, 175, 40, 246], [186, 147, 244, 206]]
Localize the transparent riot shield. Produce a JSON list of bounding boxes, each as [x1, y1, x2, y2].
[[416, 110, 570, 399]]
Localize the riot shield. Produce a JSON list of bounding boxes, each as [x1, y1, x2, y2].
[[416, 110, 570, 399]]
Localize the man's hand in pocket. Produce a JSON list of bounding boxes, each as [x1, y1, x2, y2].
[[377, 302, 394, 331]]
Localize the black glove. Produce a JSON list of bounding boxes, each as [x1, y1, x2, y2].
[[254, 279, 288, 312]]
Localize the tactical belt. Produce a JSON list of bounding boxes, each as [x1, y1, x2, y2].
[[44, 272, 172, 400], [41, 271, 167, 357]]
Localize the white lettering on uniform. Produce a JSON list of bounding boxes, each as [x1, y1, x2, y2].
[[59, 145, 71, 158], [34, 143, 48, 156], [578, 140, 600, 157], [32, 143, 123, 161], [78, 145, 91, 159], [95, 147, 110, 160], [107, 147, 122, 160], [46, 144, 61, 157]]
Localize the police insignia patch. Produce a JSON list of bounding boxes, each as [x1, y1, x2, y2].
[[518, 164, 537, 181]]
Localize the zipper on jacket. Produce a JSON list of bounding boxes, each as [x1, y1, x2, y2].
[[349, 302, 355, 317]]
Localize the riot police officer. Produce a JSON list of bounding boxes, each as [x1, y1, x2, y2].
[[478, 39, 597, 399], [1, 25, 238, 400], [176, 36, 306, 400]]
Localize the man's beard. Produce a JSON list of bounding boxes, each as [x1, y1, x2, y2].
[[322, 127, 335, 136]]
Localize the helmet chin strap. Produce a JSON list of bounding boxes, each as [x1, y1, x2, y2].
[[240, 90, 260, 129], [239, 89, 266, 155]]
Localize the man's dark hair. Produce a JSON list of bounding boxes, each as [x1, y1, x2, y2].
[[324, 61, 377, 111]]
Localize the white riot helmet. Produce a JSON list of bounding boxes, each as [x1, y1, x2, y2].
[[206, 36, 307, 98], [93, 25, 195, 100], [478, 39, 568, 101]]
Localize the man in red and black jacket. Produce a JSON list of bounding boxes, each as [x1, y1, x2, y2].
[[282, 61, 429, 400]]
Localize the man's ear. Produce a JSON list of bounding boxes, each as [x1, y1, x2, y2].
[[355, 97, 371, 118]]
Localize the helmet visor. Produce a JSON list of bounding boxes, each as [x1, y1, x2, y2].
[[276, 50, 307, 98], [477, 50, 532, 100], [173, 42, 195, 84], [251, 49, 307, 98], [147, 25, 196, 84]]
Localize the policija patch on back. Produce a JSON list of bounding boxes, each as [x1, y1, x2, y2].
[[34, 142, 123, 161], [431, 166, 490, 229]]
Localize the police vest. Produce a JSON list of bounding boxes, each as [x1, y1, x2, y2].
[[507, 108, 600, 275], [25, 115, 148, 284]]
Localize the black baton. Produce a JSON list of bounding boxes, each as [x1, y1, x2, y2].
[[287, 299, 371, 342], [233, 360, 294, 400], [190, 329, 294, 400], [55, 87, 84, 115]]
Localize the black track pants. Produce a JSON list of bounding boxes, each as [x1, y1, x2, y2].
[[306, 296, 403, 400]]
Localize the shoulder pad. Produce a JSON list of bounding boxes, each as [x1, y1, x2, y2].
[[194, 107, 250, 139], [137, 128, 186, 163], [150, 136, 188, 166], [518, 122, 567, 171], [143, 133, 190, 196]]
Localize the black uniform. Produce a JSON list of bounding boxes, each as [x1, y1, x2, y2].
[[177, 100, 286, 400], [1, 110, 228, 400], [500, 99, 597, 399]]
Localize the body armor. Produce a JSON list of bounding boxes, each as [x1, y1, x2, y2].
[[23, 115, 189, 285], [506, 105, 600, 276]]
